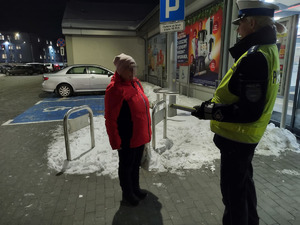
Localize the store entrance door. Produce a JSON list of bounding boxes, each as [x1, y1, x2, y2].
[[271, 14, 299, 136]]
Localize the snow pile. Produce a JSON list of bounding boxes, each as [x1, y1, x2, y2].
[[46, 82, 300, 178], [257, 123, 300, 156], [276, 169, 300, 176]]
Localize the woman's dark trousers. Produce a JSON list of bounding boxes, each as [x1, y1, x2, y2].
[[118, 145, 144, 198], [213, 134, 259, 225]]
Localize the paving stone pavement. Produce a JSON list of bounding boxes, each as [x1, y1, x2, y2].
[[0, 75, 300, 225]]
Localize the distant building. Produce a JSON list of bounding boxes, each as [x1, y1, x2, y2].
[[0, 31, 66, 64]]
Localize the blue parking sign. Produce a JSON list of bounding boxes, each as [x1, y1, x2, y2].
[[160, 0, 185, 23]]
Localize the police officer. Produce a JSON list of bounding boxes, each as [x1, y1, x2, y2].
[[192, 0, 285, 224]]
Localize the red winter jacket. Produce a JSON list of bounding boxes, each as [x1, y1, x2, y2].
[[104, 72, 152, 150]]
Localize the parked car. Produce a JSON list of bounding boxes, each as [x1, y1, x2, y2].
[[60, 64, 68, 70], [6, 65, 34, 75], [42, 64, 114, 97], [53, 64, 60, 71], [0, 64, 13, 74], [44, 63, 53, 72], [26, 63, 48, 74]]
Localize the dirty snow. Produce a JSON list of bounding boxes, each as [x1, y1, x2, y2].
[[47, 82, 300, 178]]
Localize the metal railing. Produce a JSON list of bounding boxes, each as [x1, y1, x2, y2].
[[63, 105, 95, 161], [153, 88, 179, 117], [151, 100, 167, 150]]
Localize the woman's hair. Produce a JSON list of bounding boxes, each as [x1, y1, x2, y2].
[[246, 16, 287, 34]]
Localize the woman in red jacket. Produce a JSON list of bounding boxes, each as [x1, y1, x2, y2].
[[105, 53, 152, 206]]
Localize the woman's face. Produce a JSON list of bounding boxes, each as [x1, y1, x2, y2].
[[120, 64, 136, 81]]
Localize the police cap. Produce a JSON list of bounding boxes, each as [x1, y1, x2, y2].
[[232, 0, 279, 25]]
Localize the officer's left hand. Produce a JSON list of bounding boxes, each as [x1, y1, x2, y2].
[[191, 102, 206, 119]]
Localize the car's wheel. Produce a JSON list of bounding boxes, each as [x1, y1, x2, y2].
[[57, 84, 73, 97], [6, 71, 10, 76]]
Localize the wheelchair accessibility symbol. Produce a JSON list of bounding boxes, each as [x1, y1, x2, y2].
[[43, 106, 72, 112], [4, 96, 105, 125]]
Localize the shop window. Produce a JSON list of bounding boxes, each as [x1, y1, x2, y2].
[[8, 45, 14, 50], [0, 35, 4, 40], [19, 54, 22, 59], [16, 45, 21, 50], [51, 56, 54, 60], [2, 54, 7, 59]]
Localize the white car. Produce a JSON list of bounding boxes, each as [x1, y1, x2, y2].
[[42, 64, 114, 97], [44, 63, 53, 72]]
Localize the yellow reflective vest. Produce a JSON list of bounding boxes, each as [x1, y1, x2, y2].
[[211, 44, 280, 144]]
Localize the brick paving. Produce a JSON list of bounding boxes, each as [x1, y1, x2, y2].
[[0, 75, 300, 225]]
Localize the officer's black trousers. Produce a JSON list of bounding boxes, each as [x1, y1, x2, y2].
[[213, 134, 259, 225], [117, 145, 144, 197]]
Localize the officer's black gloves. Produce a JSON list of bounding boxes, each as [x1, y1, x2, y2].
[[192, 100, 224, 121], [191, 102, 205, 119]]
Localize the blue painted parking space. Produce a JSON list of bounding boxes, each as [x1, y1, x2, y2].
[[6, 95, 105, 125]]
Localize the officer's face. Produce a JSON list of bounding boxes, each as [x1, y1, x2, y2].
[[237, 17, 255, 39]]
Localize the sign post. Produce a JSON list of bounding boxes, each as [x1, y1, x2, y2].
[[57, 38, 66, 67], [60, 47, 65, 56], [160, 0, 185, 117]]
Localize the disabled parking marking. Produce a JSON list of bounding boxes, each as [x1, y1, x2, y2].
[[43, 106, 72, 112], [3, 95, 105, 125]]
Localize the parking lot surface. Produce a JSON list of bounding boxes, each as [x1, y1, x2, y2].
[[0, 75, 300, 225], [3, 95, 104, 125]]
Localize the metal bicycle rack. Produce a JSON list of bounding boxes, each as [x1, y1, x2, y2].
[[153, 88, 179, 117], [151, 100, 167, 150], [63, 105, 95, 161]]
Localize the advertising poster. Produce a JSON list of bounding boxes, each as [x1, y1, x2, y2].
[[147, 34, 167, 80], [276, 20, 289, 96], [178, 2, 223, 87], [177, 32, 189, 64], [179, 66, 189, 84]]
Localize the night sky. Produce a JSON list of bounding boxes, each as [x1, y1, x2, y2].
[[1, 0, 68, 39], [0, 0, 160, 40]]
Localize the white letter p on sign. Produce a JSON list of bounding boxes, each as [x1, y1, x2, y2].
[[166, 0, 179, 18]]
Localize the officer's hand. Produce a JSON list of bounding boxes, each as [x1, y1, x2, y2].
[[191, 102, 205, 119]]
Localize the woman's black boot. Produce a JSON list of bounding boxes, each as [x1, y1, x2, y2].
[[134, 189, 148, 200], [121, 193, 139, 207]]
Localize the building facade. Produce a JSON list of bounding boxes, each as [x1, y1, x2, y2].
[[0, 32, 65, 64]]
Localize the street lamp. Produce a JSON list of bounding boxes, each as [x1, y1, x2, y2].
[[15, 33, 20, 40]]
